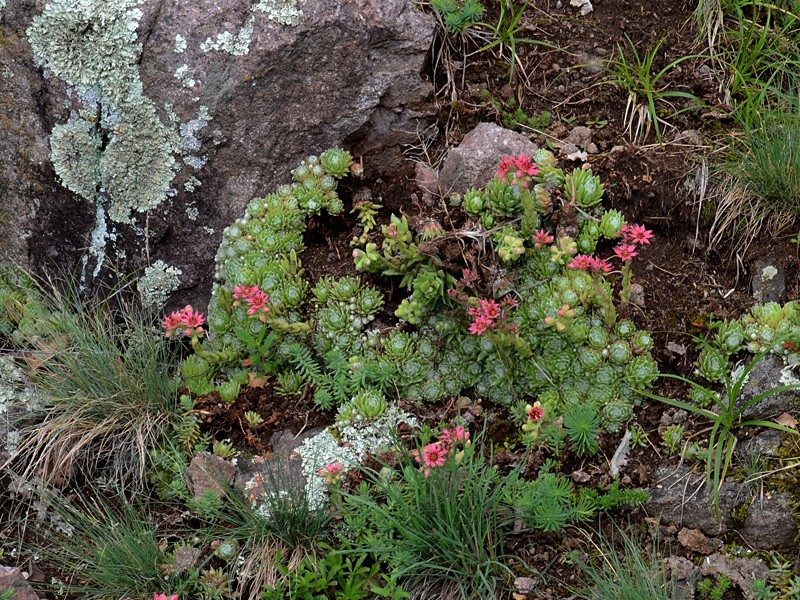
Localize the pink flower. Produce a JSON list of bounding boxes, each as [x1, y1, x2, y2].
[[469, 316, 491, 335], [528, 404, 544, 422], [386, 223, 398, 237], [479, 299, 501, 320], [161, 311, 183, 337], [568, 254, 594, 271], [460, 268, 479, 287], [613, 244, 638, 262], [440, 426, 468, 450], [162, 306, 205, 338], [589, 257, 613, 273], [317, 462, 344, 485], [532, 229, 555, 249], [245, 288, 270, 315], [422, 443, 447, 468], [626, 224, 654, 245], [502, 295, 519, 308], [233, 285, 255, 305], [153, 594, 179, 600], [496, 155, 539, 181]]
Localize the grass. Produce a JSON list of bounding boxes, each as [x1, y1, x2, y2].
[[710, 98, 800, 251], [7, 277, 178, 487], [195, 459, 333, 600], [603, 35, 705, 144], [341, 439, 513, 600], [570, 527, 677, 600], [637, 341, 799, 517], [36, 489, 173, 600]]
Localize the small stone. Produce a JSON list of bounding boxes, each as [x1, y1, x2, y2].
[[173, 546, 203, 573], [0, 566, 41, 600], [629, 282, 645, 308], [676, 130, 705, 146], [586, 142, 599, 154], [751, 259, 786, 304], [571, 470, 591, 483], [415, 162, 439, 203], [186, 452, 236, 499], [666, 341, 687, 356], [513, 576, 538, 593], [567, 126, 593, 148], [677, 527, 718, 554]]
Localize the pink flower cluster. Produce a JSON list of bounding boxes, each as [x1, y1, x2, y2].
[[468, 298, 506, 335], [162, 306, 206, 338], [317, 462, 344, 486], [568, 255, 613, 273], [233, 285, 270, 317], [153, 594, 178, 600], [414, 425, 470, 477], [496, 155, 539, 187]]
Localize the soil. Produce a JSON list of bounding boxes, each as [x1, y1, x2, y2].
[[4, 1, 800, 599]]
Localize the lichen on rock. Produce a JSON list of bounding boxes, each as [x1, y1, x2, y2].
[[138, 259, 182, 309], [27, 0, 179, 224], [255, 0, 306, 26]]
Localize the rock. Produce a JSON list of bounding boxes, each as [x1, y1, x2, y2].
[[676, 130, 706, 146], [437, 123, 538, 195], [236, 427, 324, 508], [700, 553, 770, 600], [569, 0, 594, 15], [1, 0, 434, 310], [629, 282, 645, 308], [664, 556, 699, 600], [185, 452, 236, 499], [677, 527, 719, 554], [0, 566, 41, 600], [415, 162, 439, 204], [173, 546, 203, 573], [739, 492, 798, 550], [734, 430, 783, 460], [513, 576, 538, 593], [567, 126, 593, 149], [751, 259, 787, 304], [734, 354, 800, 420], [586, 142, 599, 154], [645, 465, 747, 536]]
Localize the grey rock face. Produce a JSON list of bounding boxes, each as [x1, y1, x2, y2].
[[751, 259, 787, 304], [734, 354, 800, 420], [437, 123, 538, 195], [645, 465, 798, 549], [646, 465, 747, 536], [1, 0, 434, 309]]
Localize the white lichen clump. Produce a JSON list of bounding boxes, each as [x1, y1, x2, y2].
[[297, 404, 417, 509], [255, 0, 305, 26], [200, 17, 255, 56], [138, 260, 182, 309], [0, 355, 40, 462], [174, 34, 187, 53]]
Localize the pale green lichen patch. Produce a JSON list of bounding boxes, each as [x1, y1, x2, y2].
[[255, 0, 305, 26], [99, 99, 179, 223], [761, 265, 778, 281], [50, 118, 102, 200], [174, 34, 187, 53], [174, 64, 196, 88], [27, 0, 143, 106], [200, 16, 254, 56], [28, 0, 180, 224], [184, 177, 201, 193], [138, 260, 182, 309]]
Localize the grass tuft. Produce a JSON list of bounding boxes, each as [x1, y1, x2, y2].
[[6, 277, 178, 487]]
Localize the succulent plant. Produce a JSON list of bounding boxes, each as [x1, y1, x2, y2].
[[217, 380, 241, 403], [564, 167, 604, 208]]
